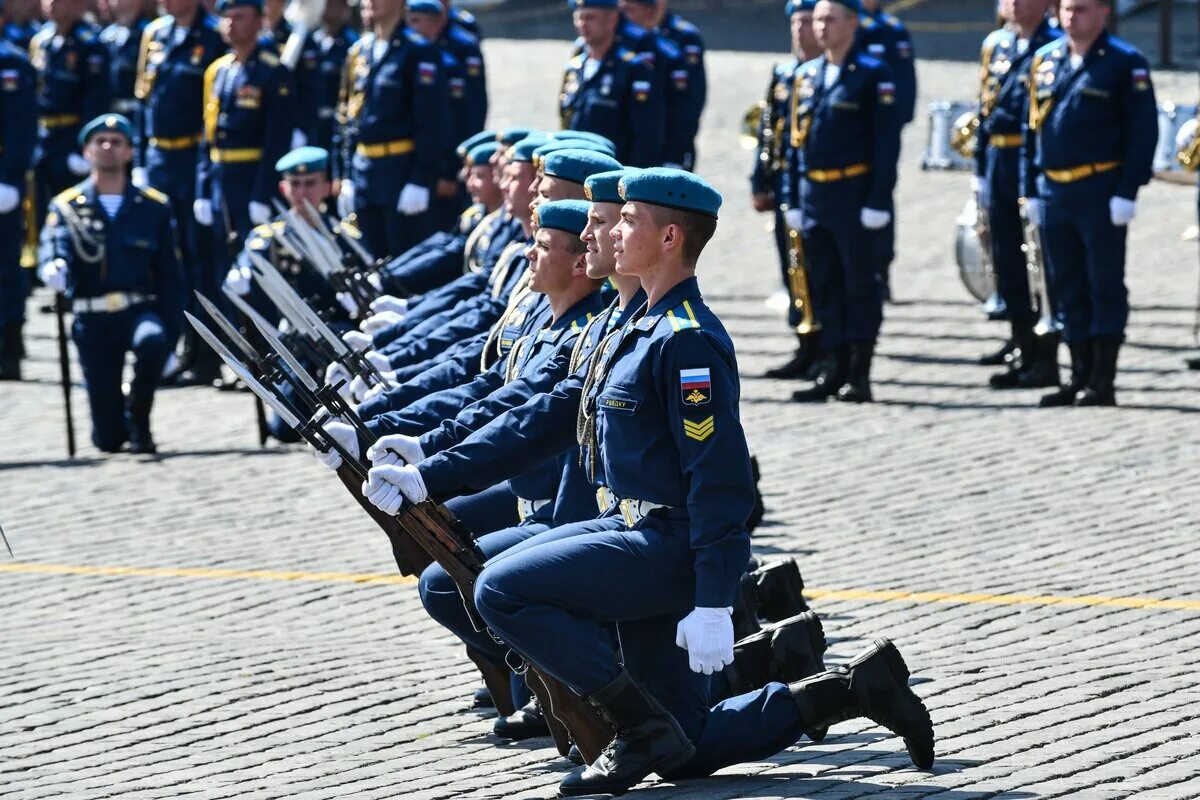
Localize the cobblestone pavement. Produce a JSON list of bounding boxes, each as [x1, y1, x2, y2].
[[2, 41, 1199, 800]]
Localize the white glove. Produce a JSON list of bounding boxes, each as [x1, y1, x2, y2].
[[1176, 118, 1198, 149], [67, 152, 90, 176], [363, 463, 428, 515], [972, 175, 990, 212], [310, 418, 358, 471], [325, 361, 352, 390], [290, 129, 308, 150], [338, 182, 356, 219], [131, 167, 148, 188], [860, 207, 891, 230], [193, 199, 214, 227], [367, 433, 424, 466], [674, 607, 735, 675], [1109, 196, 1136, 227], [342, 329, 373, 349], [360, 381, 387, 404], [370, 295, 409, 316], [367, 273, 383, 292], [249, 201, 271, 226], [40, 259, 68, 292], [349, 373, 372, 403], [223, 265, 252, 296], [362, 309, 404, 334], [336, 291, 359, 314], [0, 183, 19, 214], [397, 183, 430, 216], [783, 207, 804, 231], [364, 350, 391, 371], [1022, 198, 1043, 227]]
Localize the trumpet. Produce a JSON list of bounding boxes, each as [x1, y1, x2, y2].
[[740, 100, 766, 150], [1179, 124, 1200, 171], [783, 215, 820, 336], [1019, 198, 1059, 338], [950, 111, 980, 159]]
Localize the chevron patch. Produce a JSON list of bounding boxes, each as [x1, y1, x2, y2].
[[683, 416, 714, 442]]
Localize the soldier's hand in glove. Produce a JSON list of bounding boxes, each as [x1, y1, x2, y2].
[[1109, 196, 1136, 227], [1022, 198, 1043, 227], [362, 309, 404, 334], [397, 183, 430, 215], [370, 295, 409, 316], [41, 259, 68, 292], [248, 201, 271, 226], [310, 417, 358, 471], [367, 433, 424, 466], [860, 207, 891, 230], [363, 464, 428, 514], [193, 199, 214, 227], [675, 607, 734, 675], [783, 207, 804, 231], [67, 153, 90, 176], [337, 182, 355, 219], [0, 183, 19, 214], [224, 265, 252, 296]]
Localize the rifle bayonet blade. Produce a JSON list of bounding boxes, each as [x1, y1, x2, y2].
[[221, 282, 290, 341], [195, 292, 261, 362], [249, 251, 349, 354], [185, 311, 249, 373], [0, 522, 12, 558], [248, 314, 322, 394], [336, 224, 375, 267], [217, 353, 305, 431]]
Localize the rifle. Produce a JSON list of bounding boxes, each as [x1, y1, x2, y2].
[[219, 202, 270, 445], [211, 335, 615, 764], [53, 292, 76, 458]]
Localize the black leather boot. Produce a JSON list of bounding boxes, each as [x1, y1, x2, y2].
[[764, 334, 817, 379], [0, 322, 21, 381], [472, 686, 494, 709], [789, 638, 935, 770], [744, 557, 808, 622], [721, 611, 827, 698], [988, 322, 1034, 389], [978, 337, 1016, 366], [835, 340, 875, 403], [493, 697, 550, 740], [1039, 340, 1092, 407], [1186, 356, 1200, 371], [792, 346, 847, 403], [1016, 329, 1061, 388], [559, 670, 695, 797], [731, 573, 763, 641], [127, 396, 157, 454], [1075, 338, 1120, 406]]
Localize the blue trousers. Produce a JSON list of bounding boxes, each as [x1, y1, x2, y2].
[[802, 220, 884, 348], [445, 481, 521, 537], [986, 149, 1035, 324], [0, 207, 26, 326], [72, 306, 170, 452]]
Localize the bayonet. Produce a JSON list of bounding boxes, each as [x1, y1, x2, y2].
[[248, 313, 321, 395], [195, 291, 261, 363], [222, 282, 287, 340], [0, 522, 12, 558]]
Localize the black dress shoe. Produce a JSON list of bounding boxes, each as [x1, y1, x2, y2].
[[792, 347, 847, 403], [764, 345, 815, 380], [566, 743, 584, 765], [493, 698, 550, 740], [1074, 338, 1120, 407], [1040, 341, 1091, 408], [835, 339, 875, 403], [978, 338, 1016, 366]]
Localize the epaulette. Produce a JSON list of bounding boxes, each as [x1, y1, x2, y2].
[[259, 49, 280, 67], [146, 15, 173, 37], [1035, 36, 1066, 60], [671, 17, 699, 34], [139, 185, 168, 205], [53, 186, 84, 207], [447, 25, 478, 46], [882, 13, 904, 29], [568, 53, 585, 70], [568, 311, 595, 335], [640, 299, 701, 333], [405, 28, 430, 46], [859, 15, 877, 30], [455, 8, 476, 25]]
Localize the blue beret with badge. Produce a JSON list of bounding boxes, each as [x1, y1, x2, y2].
[[78, 113, 133, 146], [549, 130, 617, 151], [584, 169, 636, 204], [216, 0, 263, 13], [275, 146, 329, 175], [542, 149, 623, 186], [407, 0, 443, 14], [785, 0, 817, 13], [618, 168, 722, 219], [509, 135, 551, 163], [457, 130, 496, 159], [568, 0, 619, 8], [532, 199, 591, 236], [466, 142, 500, 166], [497, 127, 539, 146]]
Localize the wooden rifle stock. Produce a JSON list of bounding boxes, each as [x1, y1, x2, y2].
[[335, 464, 432, 577]]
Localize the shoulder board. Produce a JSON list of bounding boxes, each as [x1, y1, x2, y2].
[[139, 186, 168, 205], [882, 13, 904, 29], [259, 50, 280, 67], [663, 300, 702, 333], [620, 48, 636, 63], [859, 15, 877, 30], [455, 8, 476, 25], [53, 186, 84, 207], [447, 26, 478, 46], [339, 220, 362, 238], [1036, 36, 1066, 59], [568, 54, 585, 69], [251, 223, 275, 239], [568, 311, 595, 335], [405, 29, 430, 46], [671, 17, 699, 34], [982, 27, 1007, 49]]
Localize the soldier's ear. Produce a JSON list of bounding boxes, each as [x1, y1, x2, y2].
[[278, 180, 290, 201], [662, 222, 683, 253]]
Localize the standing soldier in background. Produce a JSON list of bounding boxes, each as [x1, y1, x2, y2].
[[290, 0, 358, 154], [260, 0, 291, 52], [443, 0, 480, 39], [761, 0, 822, 380], [786, 0, 900, 404], [405, 0, 486, 232], [1022, 0, 1156, 407], [559, 0, 664, 168], [99, 0, 154, 119], [30, 0, 112, 228], [973, 0, 1058, 390], [856, 0, 914, 300], [335, 0, 450, 258], [0, 0, 37, 381], [134, 0, 226, 386], [3, 0, 41, 51], [1178, 109, 1199, 370]]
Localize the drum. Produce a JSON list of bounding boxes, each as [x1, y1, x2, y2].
[[1154, 103, 1198, 173], [922, 100, 976, 171]]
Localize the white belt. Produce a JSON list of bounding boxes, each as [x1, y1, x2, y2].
[[595, 487, 670, 528], [517, 497, 551, 522], [72, 292, 155, 314]]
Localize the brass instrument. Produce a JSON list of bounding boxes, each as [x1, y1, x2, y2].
[[950, 111, 980, 159], [740, 101, 766, 149], [1179, 118, 1200, 171], [783, 217, 820, 335], [1019, 198, 1060, 339]]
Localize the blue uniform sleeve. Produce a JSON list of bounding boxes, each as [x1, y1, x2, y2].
[[379, 238, 467, 295], [627, 56, 666, 168], [38, 200, 75, 279], [0, 55, 36, 187], [661, 45, 700, 167], [365, 349, 489, 437], [382, 301, 501, 368], [409, 41, 450, 190], [82, 39, 113, 126], [1114, 51, 1157, 201], [368, 361, 507, 432], [656, 329, 753, 609], [867, 62, 902, 212], [891, 26, 917, 126], [1019, 55, 1039, 200]]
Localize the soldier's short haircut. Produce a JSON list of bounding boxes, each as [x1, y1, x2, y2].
[[647, 205, 718, 265]]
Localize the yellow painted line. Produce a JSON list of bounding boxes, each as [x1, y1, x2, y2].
[[3, 561, 1199, 612], [0, 561, 417, 586]]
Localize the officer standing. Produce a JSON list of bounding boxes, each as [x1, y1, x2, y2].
[[290, 0, 358, 154], [335, 0, 450, 258], [443, 0, 480, 39], [38, 114, 183, 453], [260, 0, 290, 53], [787, 0, 900, 403], [2, 0, 40, 52], [133, 0, 226, 385], [1022, 0, 1156, 407], [973, 0, 1059, 390], [30, 0, 112, 226], [560, 0, 664, 168], [98, 0, 154, 118], [0, 0, 37, 381]]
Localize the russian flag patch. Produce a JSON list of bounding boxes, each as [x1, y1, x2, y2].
[[680, 367, 711, 406], [878, 81, 896, 104], [1131, 67, 1149, 92]]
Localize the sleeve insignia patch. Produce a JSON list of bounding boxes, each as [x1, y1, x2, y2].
[[683, 415, 714, 442], [680, 367, 711, 406]]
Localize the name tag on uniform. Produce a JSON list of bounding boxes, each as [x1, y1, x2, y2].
[[833, 101, 860, 111], [600, 395, 639, 414], [1080, 87, 1110, 99], [867, 43, 886, 55]]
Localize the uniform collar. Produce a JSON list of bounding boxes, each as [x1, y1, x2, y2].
[[635, 276, 700, 329], [549, 288, 609, 333]]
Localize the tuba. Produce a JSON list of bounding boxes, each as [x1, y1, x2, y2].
[[783, 215, 820, 335]]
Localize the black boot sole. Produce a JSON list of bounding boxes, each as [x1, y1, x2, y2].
[[558, 740, 696, 797]]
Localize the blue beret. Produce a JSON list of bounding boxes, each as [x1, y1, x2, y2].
[[618, 168, 722, 218], [542, 149, 623, 186], [584, 169, 636, 204], [549, 130, 616, 151], [568, 0, 618, 8], [508, 135, 551, 163], [407, 0, 443, 13], [533, 199, 591, 236], [276, 146, 329, 175], [466, 142, 500, 166], [78, 113, 133, 146], [826, 0, 862, 12], [216, 0, 262, 12], [538, 139, 616, 161], [457, 130, 496, 159], [497, 127, 539, 146], [785, 0, 817, 13]]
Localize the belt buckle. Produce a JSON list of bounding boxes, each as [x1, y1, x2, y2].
[[619, 499, 637, 528], [105, 293, 123, 312], [596, 487, 611, 513]]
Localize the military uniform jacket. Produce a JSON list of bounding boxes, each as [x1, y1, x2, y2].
[[449, 6, 480, 39], [1021, 31, 1157, 202], [99, 16, 151, 114], [259, 18, 292, 55], [855, 11, 915, 125], [39, 179, 184, 339], [749, 58, 797, 196], [560, 43, 664, 168], [30, 21, 112, 157], [434, 24, 487, 179], [658, 11, 706, 114], [972, 18, 1059, 179], [0, 40, 37, 188], [3, 20, 40, 53], [293, 24, 359, 152], [336, 27, 450, 201], [134, 11, 226, 167], [197, 43, 295, 205], [784, 52, 902, 219], [379, 203, 497, 296]]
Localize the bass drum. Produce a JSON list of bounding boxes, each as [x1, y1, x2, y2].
[[954, 196, 995, 304], [922, 100, 976, 171], [1154, 103, 1198, 172]]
